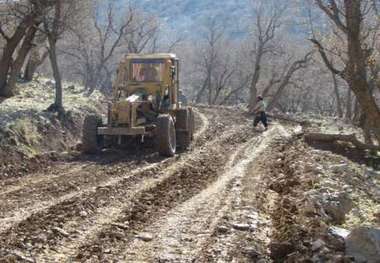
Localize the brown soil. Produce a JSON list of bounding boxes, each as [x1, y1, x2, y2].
[[0, 107, 264, 262], [0, 113, 88, 180], [0, 108, 376, 262]]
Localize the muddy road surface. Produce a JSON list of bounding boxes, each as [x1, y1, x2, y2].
[[0, 107, 293, 262]]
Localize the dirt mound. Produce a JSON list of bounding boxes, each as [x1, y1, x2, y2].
[[254, 133, 379, 261], [0, 78, 104, 179]]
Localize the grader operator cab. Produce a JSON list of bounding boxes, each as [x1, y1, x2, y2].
[[82, 53, 195, 157]]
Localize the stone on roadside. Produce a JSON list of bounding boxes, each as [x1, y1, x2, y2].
[[322, 192, 353, 224], [345, 227, 380, 263], [312, 239, 326, 251], [269, 241, 295, 261], [329, 226, 350, 239], [329, 163, 349, 174], [217, 225, 229, 234], [136, 232, 153, 242], [232, 223, 250, 231], [52, 226, 70, 237], [79, 210, 88, 217]]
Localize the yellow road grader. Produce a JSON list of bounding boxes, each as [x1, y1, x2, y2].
[[82, 53, 195, 156]]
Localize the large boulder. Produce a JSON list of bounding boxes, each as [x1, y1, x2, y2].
[[345, 227, 380, 263], [321, 192, 353, 224]]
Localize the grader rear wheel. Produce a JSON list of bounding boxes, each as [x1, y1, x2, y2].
[[188, 108, 195, 140], [156, 115, 176, 157], [82, 115, 102, 154], [176, 108, 191, 150]]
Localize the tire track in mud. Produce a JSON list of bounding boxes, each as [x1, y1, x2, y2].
[[197, 124, 300, 262], [36, 122, 251, 261], [0, 156, 162, 232], [0, 108, 207, 199], [119, 127, 283, 262], [0, 163, 87, 196], [0, 110, 209, 233], [0, 108, 241, 261], [70, 124, 254, 262], [33, 109, 211, 261], [119, 135, 264, 262]]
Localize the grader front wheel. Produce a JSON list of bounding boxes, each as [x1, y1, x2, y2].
[[156, 115, 176, 157], [82, 115, 102, 154]]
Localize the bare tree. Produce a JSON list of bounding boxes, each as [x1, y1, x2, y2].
[[0, 1, 51, 97], [61, 0, 135, 94], [194, 17, 225, 104], [7, 23, 39, 90], [23, 32, 48, 81], [312, 0, 380, 141], [36, 0, 79, 113], [265, 51, 313, 111], [124, 11, 159, 53], [247, 0, 286, 110]]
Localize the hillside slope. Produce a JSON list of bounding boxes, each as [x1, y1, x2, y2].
[[126, 0, 251, 36], [0, 78, 104, 178]]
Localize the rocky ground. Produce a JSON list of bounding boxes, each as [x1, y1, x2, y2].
[[0, 98, 379, 262]]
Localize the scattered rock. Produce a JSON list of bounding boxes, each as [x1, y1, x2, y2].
[[111, 223, 129, 230], [321, 192, 353, 224], [374, 212, 380, 224], [325, 227, 348, 251], [10, 251, 35, 263], [45, 80, 56, 87], [330, 163, 349, 174], [52, 226, 70, 237], [329, 226, 350, 239], [79, 210, 88, 217], [269, 241, 295, 260], [232, 223, 250, 231], [269, 174, 300, 194], [33, 233, 48, 243], [243, 247, 260, 259], [216, 225, 229, 234], [312, 239, 326, 251], [136, 233, 153, 242], [345, 227, 380, 263]]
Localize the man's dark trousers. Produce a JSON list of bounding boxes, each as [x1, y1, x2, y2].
[[253, 112, 268, 128]]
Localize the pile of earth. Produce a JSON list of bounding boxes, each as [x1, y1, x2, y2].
[[253, 126, 379, 262], [0, 77, 104, 179]]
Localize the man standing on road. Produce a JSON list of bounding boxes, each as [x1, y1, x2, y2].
[[253, 95, 268, 131]]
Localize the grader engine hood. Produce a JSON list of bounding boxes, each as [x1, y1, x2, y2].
[[112, 101, 131, 125], [112, 94, 143, 126]]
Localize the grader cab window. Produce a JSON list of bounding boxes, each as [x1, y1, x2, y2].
[[131, 59, 165, 82]]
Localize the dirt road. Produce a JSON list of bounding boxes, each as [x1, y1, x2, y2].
[[0, 107, 293, 262]]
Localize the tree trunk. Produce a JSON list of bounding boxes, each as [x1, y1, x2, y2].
[[8, 26, 38, 91], [195, 74, 209, 104], [249, 49, 263, 110], [332, 73, 343, 118], [345, 86, 352, 120], [24, 48, 48, 81], [344, 0, 380, 140], [47, 36, 63, 112], [0, 16, 35, 97], [207, 69, 213, 105]]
